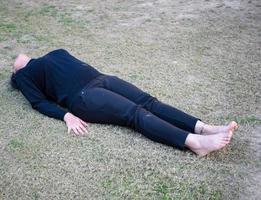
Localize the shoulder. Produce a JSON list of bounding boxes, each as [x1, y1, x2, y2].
[[45, 48, 69, 56], [12, 57, 44, 83]]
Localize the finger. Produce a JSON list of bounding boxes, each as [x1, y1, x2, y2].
[[68, 127, 76, 136], [79, 121, 89, 131], [73, 127, 81, 136], [80, 120, 88, 126], [81, 128, 89, 137], [224, 137, 231, 142], [71, 128, 77, 136], [76, 126, 85, 136], [79, 124, 88, 135]]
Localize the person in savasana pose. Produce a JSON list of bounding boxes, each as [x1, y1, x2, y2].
[[11, 49, 238, 157]]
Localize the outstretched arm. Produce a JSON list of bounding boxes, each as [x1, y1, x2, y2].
[[16, 75, 88, 136]]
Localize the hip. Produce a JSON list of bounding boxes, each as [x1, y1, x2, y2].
[[68, 73, 109, 110]]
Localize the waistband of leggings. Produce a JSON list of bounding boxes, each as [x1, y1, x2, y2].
[[81, 74, 107, 91]]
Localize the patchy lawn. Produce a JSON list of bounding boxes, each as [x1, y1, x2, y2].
[[0, 0, 260, 199]]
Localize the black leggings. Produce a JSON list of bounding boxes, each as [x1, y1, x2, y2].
[[71, 74, 200, 149]]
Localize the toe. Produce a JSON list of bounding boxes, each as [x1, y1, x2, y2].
[[228, 130, 233, 138], [230, 121, 238, 130], [223, 137, 230, 143], [220, 142, 227, 148]]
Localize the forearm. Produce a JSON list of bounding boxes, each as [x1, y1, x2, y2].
[[32, 101, 67, 120]]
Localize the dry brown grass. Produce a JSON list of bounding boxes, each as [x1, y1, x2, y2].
[[0, 0, 260, 199]]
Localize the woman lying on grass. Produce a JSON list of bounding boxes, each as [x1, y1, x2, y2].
[[11, 49, 238, 157]]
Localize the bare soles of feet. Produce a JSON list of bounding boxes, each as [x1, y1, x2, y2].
[[202, 121, 238, 135], [185, 130, 233, 157]]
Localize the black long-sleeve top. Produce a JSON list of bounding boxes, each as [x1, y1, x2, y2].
[[11, 49, 102, 120]]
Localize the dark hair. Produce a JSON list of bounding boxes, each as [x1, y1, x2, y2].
[[10, 73, 19, 89]]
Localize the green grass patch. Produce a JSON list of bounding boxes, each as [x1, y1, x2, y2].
[[35, 4, 79, 26], [101, 175, 141, 198], [32, 191, 40, 200], [153, 181, 222, 200], [8, 138, 25, 151], [154, 182, 171, 200], [102, 175, 223, 199], [0, 23, 17, 41], [58, 16, 76, 25], [39, 4, 57, 16], [223, 115, 261, 125], [0, 23, 16, 32]]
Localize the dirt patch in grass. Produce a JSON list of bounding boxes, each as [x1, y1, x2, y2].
[[0, 0, 260, 199]]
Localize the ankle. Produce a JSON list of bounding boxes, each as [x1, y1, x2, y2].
[[194, 120, 206, 134], [185, 134, 201, 149]]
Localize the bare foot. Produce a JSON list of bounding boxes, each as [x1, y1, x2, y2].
[[201, 121, 238, 135], [185, 131, 233, 157]]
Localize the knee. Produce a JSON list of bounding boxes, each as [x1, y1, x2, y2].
[[126, 104, 144, 130], [102, 75, 119, 88], [105, 75, 119, 83], [126, 105, 154, 132]]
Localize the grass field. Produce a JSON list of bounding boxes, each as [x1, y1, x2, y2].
[[0, 0, 260, 199]]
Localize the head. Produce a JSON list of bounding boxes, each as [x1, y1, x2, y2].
[[12, 53, 31, 73], [10, 53, 31, 89]]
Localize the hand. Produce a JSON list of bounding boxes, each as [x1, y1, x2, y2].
[[63, 112, 89, 136]]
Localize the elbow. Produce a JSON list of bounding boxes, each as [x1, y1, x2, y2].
[[31, 101, 43, 110], [10, 73, 19, 90], [31, 103, 38, 110]]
